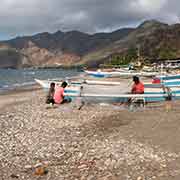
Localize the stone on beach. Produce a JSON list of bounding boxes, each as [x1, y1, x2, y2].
[[1, 88, 180, 179]]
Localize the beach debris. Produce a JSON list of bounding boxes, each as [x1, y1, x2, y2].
[[99, 103, 109, 106], [24, 165, 32, 170], [137, 176, 143, 180], [78, 101, 85, 110], [10, 174, 19, 179], [34, 166, 48, 176], [76, 160, 96, 170], [33, 163, 48, 176]]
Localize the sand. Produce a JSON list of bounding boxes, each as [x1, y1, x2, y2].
[[1, 86, 180, 180]]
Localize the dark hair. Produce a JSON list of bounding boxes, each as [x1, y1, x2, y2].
[[50, 82, 55, 87], [61, 81, 68, 88], [133, 76, 139, 83]]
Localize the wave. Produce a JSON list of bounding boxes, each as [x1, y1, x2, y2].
[[0, 81, 36, 91]]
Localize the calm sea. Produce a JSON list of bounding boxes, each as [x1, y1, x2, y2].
[[0, 68, 81, 92]]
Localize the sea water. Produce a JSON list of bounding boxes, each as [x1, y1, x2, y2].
[[0, 68, 81, 92]]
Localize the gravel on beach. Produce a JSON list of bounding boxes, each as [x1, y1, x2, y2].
[[1, 88, 180, 180]]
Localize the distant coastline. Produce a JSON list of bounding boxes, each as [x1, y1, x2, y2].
[[0, 64, 84, 70]]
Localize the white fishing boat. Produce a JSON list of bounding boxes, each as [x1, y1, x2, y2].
[[152, 74, 180, 87], [35, 78, 180, 103], [155, 73, 180, 80], [84, 70, 159, 78], [84, 80, 121, 85], [35, 76, 180, 89], [69, 80, 180, 102], [34, 79, 81, 94]]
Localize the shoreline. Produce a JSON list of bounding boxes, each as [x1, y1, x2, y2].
[[0, 84, 41, 96]]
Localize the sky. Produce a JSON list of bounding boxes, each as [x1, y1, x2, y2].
[[0, 0, 179, 40]]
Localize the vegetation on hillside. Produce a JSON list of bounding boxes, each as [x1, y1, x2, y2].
[[158, 47, 176, 59], [105, 47, 138, 66]]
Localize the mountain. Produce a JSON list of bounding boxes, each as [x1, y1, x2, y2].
[[0, 27, 133, 68], [1, 20, 180, 68], [0, 45, 21, 69], [82, 20, 180, 66]]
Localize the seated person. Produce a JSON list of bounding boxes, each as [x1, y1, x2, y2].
[[127, 76, 144, 106], [54, 81, 71, 104], [131, 76, 144, 94], [46, 82, 55, 105]]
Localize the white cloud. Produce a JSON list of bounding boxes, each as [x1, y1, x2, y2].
[[133, 0, 167, 12]]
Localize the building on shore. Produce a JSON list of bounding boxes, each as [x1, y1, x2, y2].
[[151, 58, 180, 69]]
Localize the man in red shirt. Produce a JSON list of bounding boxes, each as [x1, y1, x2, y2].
[[131, 76, 144, 94], [127, 76, 144, 107]]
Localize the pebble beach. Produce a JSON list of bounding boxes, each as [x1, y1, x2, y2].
[[1, 86, 180, 180]]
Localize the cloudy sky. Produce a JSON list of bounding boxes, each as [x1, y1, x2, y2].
[[0, 0, 179, 40]]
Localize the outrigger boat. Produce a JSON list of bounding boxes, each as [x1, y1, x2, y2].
[[156, 74, 180, 80], [35, 78, 180, 103], [153, 74, 180, 87], [35, 78, 180, 88], [65, 89, 180, 103], [35, 79, 80, 94], [84, 70, 159, 78], [35, 78, 126, 87]]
